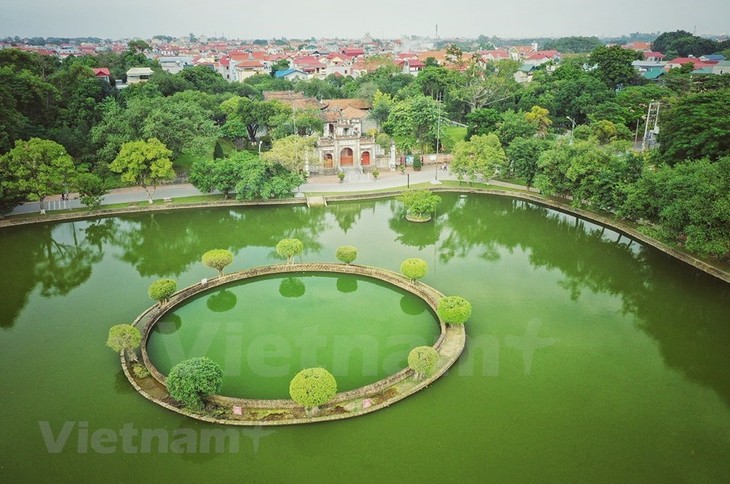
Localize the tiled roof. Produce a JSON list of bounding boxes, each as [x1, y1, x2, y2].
[[643, 67, 665, 79], [321, 98, 371, 110], [341, 106, 368, 119], [263, 91, 320, 110], [235, 60, 264, 68]]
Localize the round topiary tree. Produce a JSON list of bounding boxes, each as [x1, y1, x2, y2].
[[202, 249, 234, 277], [437, 296, 472, 325], [148, 278, 177, 306], [166, 357, 223, 411], [106, 324, 142, 362], [408, 346, 439, 380], [400, 258, 428, 282], [335, 245, 358, 265], [276, 238, 304, 264], [289, 367, 337, 416]]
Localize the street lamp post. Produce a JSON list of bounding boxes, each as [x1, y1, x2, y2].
[[258, 140, 263, 158]]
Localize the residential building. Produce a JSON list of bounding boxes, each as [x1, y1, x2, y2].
[[159, 56, 194, 74], [92, 67, 111, 83], [274, 68, 308, 81], [126, 67, 154, 84]]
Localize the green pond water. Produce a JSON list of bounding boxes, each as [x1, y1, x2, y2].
[[147, 273, 440, 399], [1, 193, 729, 483]]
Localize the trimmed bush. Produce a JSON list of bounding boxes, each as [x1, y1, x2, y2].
[[408, 346, 439, 380], [437, 296, 472, 325], [202, 249, 234, 277], [400, 258, 428, 282], [276, 238, 304, 264], [133, 364, 150, 379], [148, 278, 177, 306], [335, 245, 358, 265], [166, 357, 223, 411], [106, 324, 142, 361], [289, 367, 337, 414], [398, 190, 440, 220]]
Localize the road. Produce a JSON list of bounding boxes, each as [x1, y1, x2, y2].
[[10, 164, 527, 216]]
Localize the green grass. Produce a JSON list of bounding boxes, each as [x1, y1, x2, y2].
[[495, 176, 528, 186], [442, 126, 467, 150], [304, 180, 509, 196], [174, 152, 207, 173], [218, 138, 236, 156]]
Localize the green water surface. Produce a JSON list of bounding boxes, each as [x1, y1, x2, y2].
[[147, 273, 439, 398], [0, 193, 728, 483]]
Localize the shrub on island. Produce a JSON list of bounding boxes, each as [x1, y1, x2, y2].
[[166, 357, 223, 411]]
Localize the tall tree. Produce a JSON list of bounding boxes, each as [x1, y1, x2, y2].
[[109, 138, 175, 203], [525, 105, 552, 137], [189, 154, 255, 199], [0, 138, 76, 214], [233, 152, 304, 200], [384, 95, 440, 152], [652, 30, 721, 58], [465, 108, 501, 140], [451, 133, 508, 182], [263, 135, 317, 174], [621, 157, 730, 257], [658, 88, 730, 164], [506, 137, 551, 189], [589, 45, 641, 89], [369, 90, 394, 130]]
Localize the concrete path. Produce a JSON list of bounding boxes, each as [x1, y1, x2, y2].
[[10, 164, 530, 216]]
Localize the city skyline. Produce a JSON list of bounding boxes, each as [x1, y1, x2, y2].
[[2, 0, 729, 41]]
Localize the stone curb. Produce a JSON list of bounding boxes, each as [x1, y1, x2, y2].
[[2, 187, 727, 283], [124, 263, 466, 426]]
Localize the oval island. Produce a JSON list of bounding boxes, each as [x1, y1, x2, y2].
[[122, 262, 466, 425]]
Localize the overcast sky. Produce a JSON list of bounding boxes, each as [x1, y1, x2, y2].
[[2, 0, 728, 40]]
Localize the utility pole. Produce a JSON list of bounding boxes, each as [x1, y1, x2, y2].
[[436, 91, 442, 155], [566, 116, 576, 142], [642, 101, 661, 151]]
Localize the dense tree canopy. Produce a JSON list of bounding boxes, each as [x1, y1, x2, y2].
[[658, 88, 730, 164], [109, 138, 175, 203], [451, 133, 508, 182], [542, 36, 603, 53], [589, 45, 641, 89], [190, 156, 246, 199], [621, 157, 730, 257], [0, 138, 77, 213], [0, 40, 727, 262], [166, 357, 223, 410], [651, 30, 726, 58]]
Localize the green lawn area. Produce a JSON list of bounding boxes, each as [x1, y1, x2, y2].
[[174, 152, 207, 173], [173, 139, 245, 174], [442, 126, 467, 150]]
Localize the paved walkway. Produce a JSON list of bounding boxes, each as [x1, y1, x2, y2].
[[10, 164, 530, 216]]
